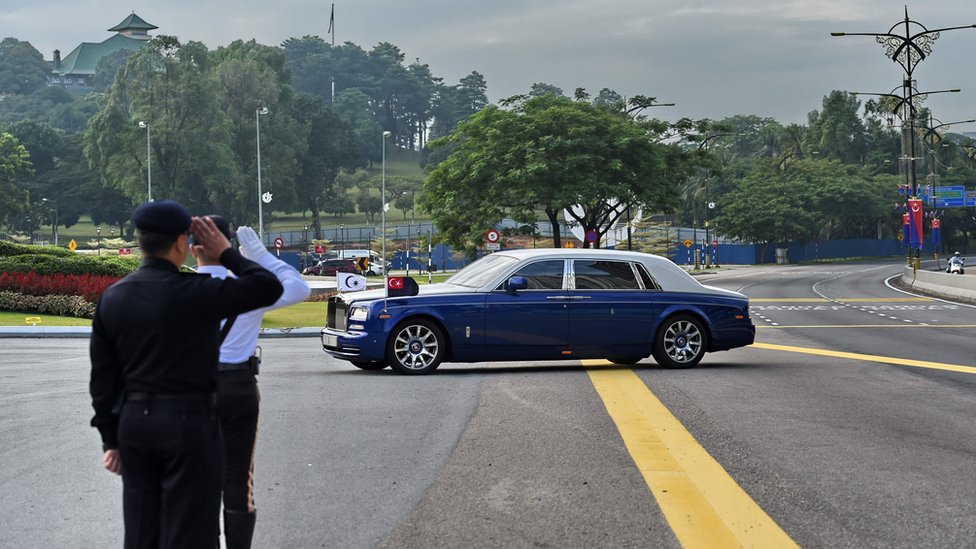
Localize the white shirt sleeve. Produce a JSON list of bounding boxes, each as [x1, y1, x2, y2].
[[255, 253, 311, 310]]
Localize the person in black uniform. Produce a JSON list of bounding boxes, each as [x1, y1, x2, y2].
[[89, 200, 283, 549]]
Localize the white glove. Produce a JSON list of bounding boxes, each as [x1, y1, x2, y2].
[[237, 226, 271, 261]]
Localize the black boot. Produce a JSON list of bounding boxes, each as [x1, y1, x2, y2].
[[223, 509, 256, 549]]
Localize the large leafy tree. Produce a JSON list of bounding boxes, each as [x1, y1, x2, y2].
[[805, 90, 867, 164], [85, 36, 239, 213], [290, 93, 358, 238], [0, 38, 49, 95], [0, 132, 33, 229], [423, 94, 694, 251]]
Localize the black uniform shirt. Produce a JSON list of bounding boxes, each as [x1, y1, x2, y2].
[[89, 249, 284, 449]]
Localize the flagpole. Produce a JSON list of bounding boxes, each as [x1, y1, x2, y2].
[[329, 3, 335, 102]]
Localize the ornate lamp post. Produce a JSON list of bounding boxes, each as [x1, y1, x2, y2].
[[832, 9, 976, 197], [255, 107, 268, 242], [138, 121, 151, 202]]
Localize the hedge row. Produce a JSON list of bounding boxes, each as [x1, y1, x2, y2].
[[0, 290, 95, 318], [0, 241, 75, 258], [0, 254, 139, 277]]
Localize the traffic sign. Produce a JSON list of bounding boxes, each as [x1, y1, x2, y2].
[[585, 230, 598, 243], [712, 240, 718, 248], [356, 256, 370, 271], [68, 239, 77, 252], [118, 248, 131, 256], [683, 239, 692, 248], [314, 244, 327, 253], [486, 242, 500, 251], [564, 241, 576, 248], [486, 229, 500, 243], [273, 237, 284, 249]]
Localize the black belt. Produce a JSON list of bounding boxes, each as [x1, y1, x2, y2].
[[126, 392, 211, 402], [218, 356, 260, 375]]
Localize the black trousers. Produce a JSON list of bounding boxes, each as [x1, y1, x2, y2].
[[118, 399, 223, 549], [216, 371, 260, 512]]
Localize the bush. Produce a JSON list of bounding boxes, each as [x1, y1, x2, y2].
[[0, 241, 74, 258], [0, 254, 139, 276], [0, 272, 119, 302], [0, 290, 95, 318]]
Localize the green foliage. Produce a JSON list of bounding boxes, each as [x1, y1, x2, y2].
[[712, 158, 897, 245], [0, 132, 33, 227], [0, 38, 49, 94], [423, 93, 696, 252], [0, 253, 139, 276], [0, 240, 74, 257], [0, 290, 94, 318]]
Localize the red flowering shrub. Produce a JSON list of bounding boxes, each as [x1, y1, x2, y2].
[[0, 272, 120, 303]]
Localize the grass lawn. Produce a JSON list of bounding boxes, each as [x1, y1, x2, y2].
[[0, 302, 329, 328]]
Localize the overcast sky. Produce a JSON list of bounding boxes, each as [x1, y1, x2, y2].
[[6, 1, 976, 129]]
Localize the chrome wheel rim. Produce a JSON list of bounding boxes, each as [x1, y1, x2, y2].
[[393, 324, 440, 370], [663, 320, 702, 364]]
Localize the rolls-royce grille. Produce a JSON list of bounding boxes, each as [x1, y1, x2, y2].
[[327, 297, 348, 331]]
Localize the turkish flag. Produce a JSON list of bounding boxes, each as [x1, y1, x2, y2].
[[387, 276, 419, 297], [908, 198, 923, 250]]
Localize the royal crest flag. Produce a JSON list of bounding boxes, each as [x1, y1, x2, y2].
[[337, 272, 368, 292]]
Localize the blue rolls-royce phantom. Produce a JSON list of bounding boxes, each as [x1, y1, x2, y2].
[[321, 249, 754, 374]]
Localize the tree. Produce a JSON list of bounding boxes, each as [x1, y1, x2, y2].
[[423, 94, 694, 251], [85, 36, 239, 214], [0, 132, 33, 229], [805, 91, 867, 164], [289, 93, 358, 237], [0, 38, 49, 95]]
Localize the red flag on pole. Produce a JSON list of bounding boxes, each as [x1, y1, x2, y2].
[[908, 198, 923, 250]]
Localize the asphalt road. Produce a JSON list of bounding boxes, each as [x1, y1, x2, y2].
[[2, 260, 976, 548]]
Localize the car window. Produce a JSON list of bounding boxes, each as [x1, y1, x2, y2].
[[447, 254, 519, 287], [509, 260, 565, 290], [573, 260, 641, 290], [635, 263, 661, 290]]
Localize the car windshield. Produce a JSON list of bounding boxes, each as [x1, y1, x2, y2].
[[445, 254, 520, 288]]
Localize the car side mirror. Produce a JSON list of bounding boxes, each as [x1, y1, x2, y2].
[[507, 276, 528, 294]]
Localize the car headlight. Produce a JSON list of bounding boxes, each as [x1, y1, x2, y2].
[[349, 306, 369, 322]]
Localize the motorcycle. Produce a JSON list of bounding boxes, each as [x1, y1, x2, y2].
[[947, 258, 965, 275]]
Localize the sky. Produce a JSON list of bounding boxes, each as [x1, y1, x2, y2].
[[6, 1, 976, 130]]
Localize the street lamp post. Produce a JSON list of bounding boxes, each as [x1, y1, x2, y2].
[[696, 133, 739, 267], [41, 198, 58, 246], [256, 107, 268, 242], [138, 121, 151, 202], [96, 225, 101, 256], [832, 9, 976, 198], [382, 130, 391, 284]]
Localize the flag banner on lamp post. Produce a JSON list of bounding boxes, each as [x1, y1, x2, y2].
[[903, 213, 910, 246], [908, 198, 923, 251], [931, 218, 941, 246]]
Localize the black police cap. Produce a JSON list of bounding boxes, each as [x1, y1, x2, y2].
[[207, 215, 236, 241], [133, 200, 192, 235]]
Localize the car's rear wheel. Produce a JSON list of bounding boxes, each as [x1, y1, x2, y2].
[[652, 314, 706, 369], [386, 319, 445, 375], [351, 360, 387, 370]]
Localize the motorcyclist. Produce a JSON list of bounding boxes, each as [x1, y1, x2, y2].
[[947, 251, 965, 273]]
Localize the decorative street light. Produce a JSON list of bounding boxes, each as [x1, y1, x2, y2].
[[138, 121, 151, 202], [696, 133, 740, 268], [832, 9, 976, 197], [382, 130, 391, 286], [256, 107, 268, 242], [41, 198, 58, 247], [96, 225, 101, 256]]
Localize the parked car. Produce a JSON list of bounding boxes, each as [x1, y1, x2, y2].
[[321, 249, 755, 374], [303, 258, 359, 276]]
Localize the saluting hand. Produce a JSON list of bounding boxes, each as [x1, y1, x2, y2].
[[190, 216, 231, 259]]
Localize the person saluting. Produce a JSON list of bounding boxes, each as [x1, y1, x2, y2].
[[89, 200, 283, 549]]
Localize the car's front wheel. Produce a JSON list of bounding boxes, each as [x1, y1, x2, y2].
[[652, 314, 706, 369], [386, 319, 445, 375]]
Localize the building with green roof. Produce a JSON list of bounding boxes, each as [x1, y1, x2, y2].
[[50, 13, 157, 90]]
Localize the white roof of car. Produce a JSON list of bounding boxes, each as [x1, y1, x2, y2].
[[491, 248, 707, 293]]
